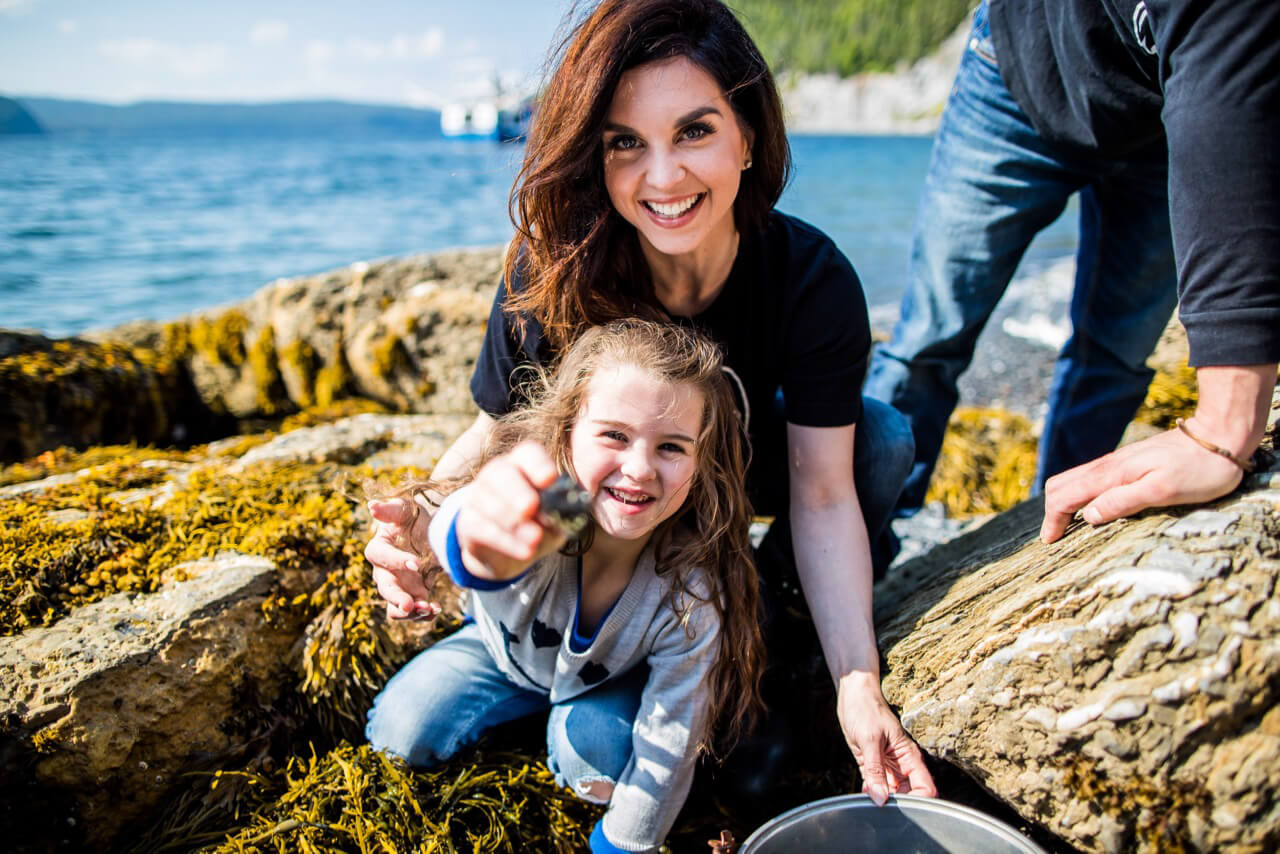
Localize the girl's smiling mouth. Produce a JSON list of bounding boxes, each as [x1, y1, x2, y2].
[[603, 485, 656, 506]]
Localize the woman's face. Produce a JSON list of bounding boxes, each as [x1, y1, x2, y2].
[[602, 56, 752, 261]]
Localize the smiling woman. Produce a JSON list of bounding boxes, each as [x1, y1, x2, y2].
[[601, 58, 751, 285], [364, 1, 937, 849]]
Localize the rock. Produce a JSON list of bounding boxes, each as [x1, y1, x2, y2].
[[874, 385, 1280, 852], [0, 553, 312, 847], [2, 248, 501, 461], [0, 412, 469, 849], [0, 331, 214, 462], [230, 412, 474, 471], [110, 247, 502, 420]]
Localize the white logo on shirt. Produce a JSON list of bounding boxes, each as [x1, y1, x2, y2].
[[1132, 2, 1158, 55], [721, 365, 750, 433]]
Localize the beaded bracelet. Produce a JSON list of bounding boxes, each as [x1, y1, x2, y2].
[[1175, 418, 1255, 473]]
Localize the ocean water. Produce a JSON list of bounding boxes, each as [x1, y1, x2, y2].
[[0, 130, 1077, 337]]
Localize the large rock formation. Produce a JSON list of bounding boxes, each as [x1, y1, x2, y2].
[[0, 553, 307, 843], [3, 239, 1277, 850], [1, 248, 502, 462], [111, 247, 502, 419], [0, 414, 466, 849], [875, 388, 1280, 852], [779, 16, 967, 133]]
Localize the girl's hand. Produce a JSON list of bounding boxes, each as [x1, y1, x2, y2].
[[366, 497, 442, 622], [837, 672, 937, 804], [455, 442, 569, 580]]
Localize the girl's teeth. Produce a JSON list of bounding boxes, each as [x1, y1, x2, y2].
[[606, 487, 652, 505], [645, 195, 699, 217]]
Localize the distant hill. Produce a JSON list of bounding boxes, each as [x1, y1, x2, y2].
[[0, 96, 43, 134], [12, 97, 442, 136], [734, 0, 974, 76]]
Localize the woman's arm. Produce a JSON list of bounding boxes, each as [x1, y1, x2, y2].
[[366, 411, 495, 618], [786, 422, 937, 802]]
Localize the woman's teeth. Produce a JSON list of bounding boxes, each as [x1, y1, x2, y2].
[[643, 194, 701, 218], [605, 487, 653, 505]]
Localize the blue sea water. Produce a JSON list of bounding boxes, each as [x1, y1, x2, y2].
[[0, 130, 1077, 337]]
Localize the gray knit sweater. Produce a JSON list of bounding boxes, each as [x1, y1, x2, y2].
[[428, 487, 721, 852]]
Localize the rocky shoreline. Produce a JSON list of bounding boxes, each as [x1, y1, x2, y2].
[[3, 246, 1278, 853]]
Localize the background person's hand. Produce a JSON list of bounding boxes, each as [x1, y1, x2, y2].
[[366, 497, 440, 621], [454, 441, 568, 580], [837, 672, 937, 804], [1040, 423, 1245, 544]]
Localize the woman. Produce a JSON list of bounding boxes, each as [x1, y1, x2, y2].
[[366, 0, 936, 806]]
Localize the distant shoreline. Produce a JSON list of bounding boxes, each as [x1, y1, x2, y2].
[[779, 17, 966, 135]]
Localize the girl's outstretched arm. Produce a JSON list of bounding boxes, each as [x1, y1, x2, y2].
[[785, 422, 937, 803]]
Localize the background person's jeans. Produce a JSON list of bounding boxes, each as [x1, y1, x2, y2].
[[864, 0, 1178, 513], [365, 622, 642, 800]]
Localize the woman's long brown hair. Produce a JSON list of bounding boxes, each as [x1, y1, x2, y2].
[[502, 0, 791, 352], [384, 320, 765, 750]]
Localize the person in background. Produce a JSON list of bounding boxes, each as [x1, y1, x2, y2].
[[366, 0, 936, 805], [864, 0, 1279, 543], [367, 321, 766, 853]]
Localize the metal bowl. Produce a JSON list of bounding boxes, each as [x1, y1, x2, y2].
[[738, 794, 1047, 854]]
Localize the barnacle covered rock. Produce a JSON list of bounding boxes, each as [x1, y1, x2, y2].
[[875, 384, 1280, 853]]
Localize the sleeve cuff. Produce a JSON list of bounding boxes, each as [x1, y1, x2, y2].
[[589, 821, 631, 854], [426, 486, 525, 591]]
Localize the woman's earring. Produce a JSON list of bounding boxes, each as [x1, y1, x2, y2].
[[743, 157, 753, 170]]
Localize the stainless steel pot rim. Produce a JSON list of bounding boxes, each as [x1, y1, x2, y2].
[[739, 793, 1047, 853]]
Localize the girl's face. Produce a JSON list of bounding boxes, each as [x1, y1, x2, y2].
[[568, 363, 703, 544], [602, 56, 752, 261]]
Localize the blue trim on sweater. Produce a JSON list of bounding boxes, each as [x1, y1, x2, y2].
[[444, 515, 525, 590], [589, 821, 629, 854]]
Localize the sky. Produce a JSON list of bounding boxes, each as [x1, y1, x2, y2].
[[0, 0, 577, 107]]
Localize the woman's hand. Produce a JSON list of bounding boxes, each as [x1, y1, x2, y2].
[[838, 671, 937, 804], [455, 441, 569, 580], [366, 497, 441, 621]]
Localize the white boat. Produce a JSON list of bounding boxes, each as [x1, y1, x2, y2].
[[441, 96, 532, 141]]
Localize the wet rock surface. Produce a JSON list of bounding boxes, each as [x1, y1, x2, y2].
[[3, 242, 1277, 851], [875, 388, 1280, 853], [2, 248, 502, 462]]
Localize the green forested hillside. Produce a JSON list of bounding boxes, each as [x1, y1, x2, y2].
[[732, 0, 974, 76]]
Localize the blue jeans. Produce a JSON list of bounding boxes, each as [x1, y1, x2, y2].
[[864, 1, 1178, 513], [365, 622, 642, 801]]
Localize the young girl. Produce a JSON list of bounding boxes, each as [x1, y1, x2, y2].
[[365, 319, 765, 853]]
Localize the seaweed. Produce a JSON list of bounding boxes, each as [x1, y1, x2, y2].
[[1061, 755, 1210, 853], [133, 742, 599, 854], [925, 407, 1039, 518], [1133, 361, 1198, 430]]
